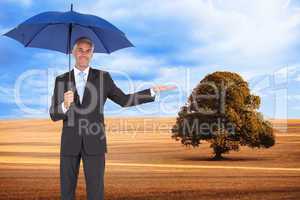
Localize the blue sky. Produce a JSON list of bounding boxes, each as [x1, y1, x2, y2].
[[0, 0, 300, 119]]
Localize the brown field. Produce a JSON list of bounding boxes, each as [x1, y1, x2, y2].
[[0, 117, 299, 200]]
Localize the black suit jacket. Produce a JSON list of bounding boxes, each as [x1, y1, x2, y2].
[[49, 67, 155, 155]]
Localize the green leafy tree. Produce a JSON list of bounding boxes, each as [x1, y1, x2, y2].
[[172, 71, 275, 160]]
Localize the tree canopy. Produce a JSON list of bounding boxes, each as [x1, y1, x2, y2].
[[172, 71, 275, 159]]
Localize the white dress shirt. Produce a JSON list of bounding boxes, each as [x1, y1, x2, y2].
[[62, 66, 157, 113]]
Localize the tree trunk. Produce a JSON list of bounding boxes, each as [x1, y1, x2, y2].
[[213, 151, 223, 160]]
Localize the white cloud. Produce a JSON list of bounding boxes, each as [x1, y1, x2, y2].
[[178, 0, 300, 68], [0, 85, 14, 104], [0, 26, 11, 35], [288, 94, 300, 100], [92, 51, 164, 78], [79, 0, 300, 71], [2, 0, 32, 7]]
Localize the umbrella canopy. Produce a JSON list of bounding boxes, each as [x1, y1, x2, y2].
[[3, 4, 134, 89], [4, 4, 133, 54]]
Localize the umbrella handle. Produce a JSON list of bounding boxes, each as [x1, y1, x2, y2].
[[67, 81, 75, 109]]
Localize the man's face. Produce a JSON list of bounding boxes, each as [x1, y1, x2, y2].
[[73, 42, 93, 68]]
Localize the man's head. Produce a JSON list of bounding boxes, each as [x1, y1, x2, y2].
[[72, 37, 94, 69]]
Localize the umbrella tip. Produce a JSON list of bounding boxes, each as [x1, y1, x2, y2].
[[70, 4, 73, 11]]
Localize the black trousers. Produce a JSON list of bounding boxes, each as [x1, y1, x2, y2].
[[60, 139, 106, 200]]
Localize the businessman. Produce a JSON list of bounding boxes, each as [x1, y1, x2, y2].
[[49, 37, 175, 200]]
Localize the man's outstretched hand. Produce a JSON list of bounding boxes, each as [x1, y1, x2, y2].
[[151, 85, 177, 93]]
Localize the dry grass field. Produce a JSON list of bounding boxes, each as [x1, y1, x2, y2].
[[0, 117, 299, 200]]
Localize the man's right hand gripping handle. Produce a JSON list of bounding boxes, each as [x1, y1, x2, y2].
[[61, 90, 74, 113]]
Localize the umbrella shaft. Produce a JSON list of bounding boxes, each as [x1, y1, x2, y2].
[[68, 23, 73, 90]]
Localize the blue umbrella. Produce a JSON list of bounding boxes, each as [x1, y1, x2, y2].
[[3, 4, 133, 88]]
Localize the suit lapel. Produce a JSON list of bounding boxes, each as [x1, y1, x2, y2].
[[69, 69, 80, 105]]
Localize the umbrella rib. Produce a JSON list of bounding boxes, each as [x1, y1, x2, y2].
[[24, 24, 50, 47], [90, 27, 110, 54]]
